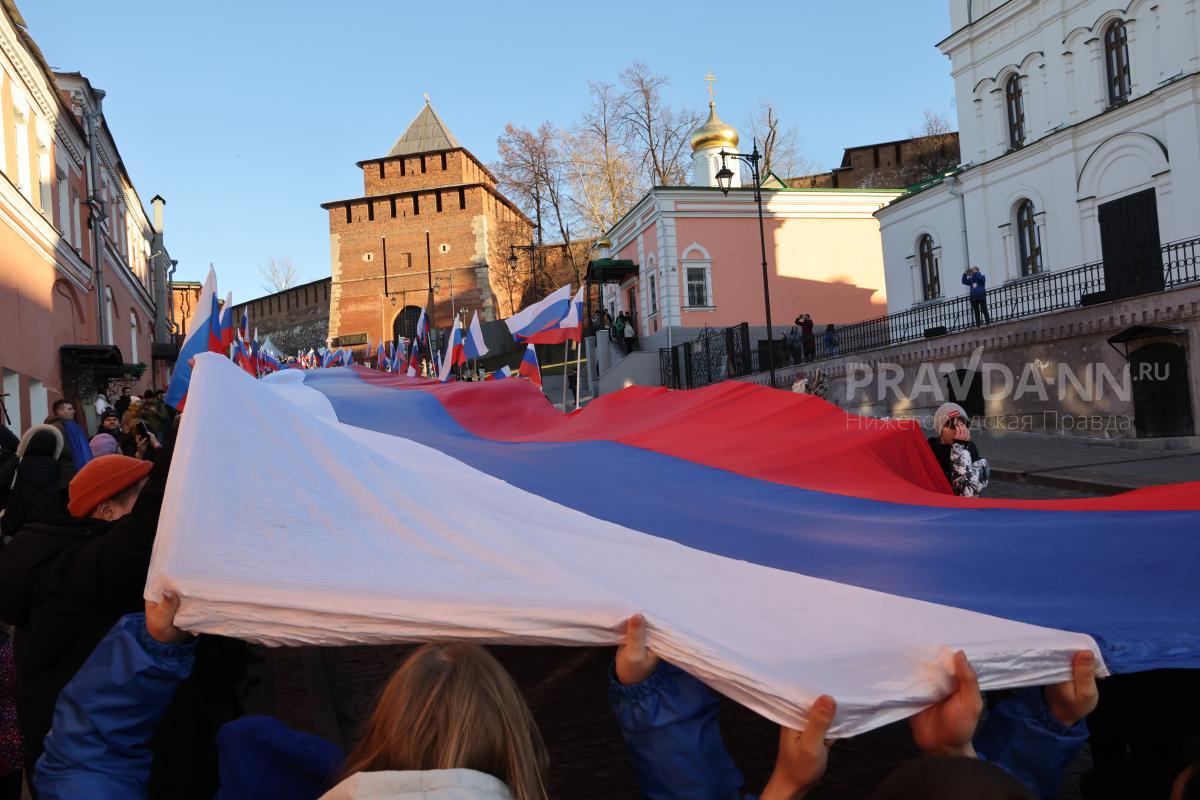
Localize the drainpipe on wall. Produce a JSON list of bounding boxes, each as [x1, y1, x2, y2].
[[948, 173, 971, 269], [151, 195, 167, 342], [85, 90, 108, 345]]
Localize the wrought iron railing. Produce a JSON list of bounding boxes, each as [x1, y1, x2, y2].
[[660, 322, 753, 389], [799, 234, 1200, 363]]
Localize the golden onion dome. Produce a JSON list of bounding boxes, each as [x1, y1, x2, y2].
[[690, 101, 739, 152], [594, 234, 612, 249]]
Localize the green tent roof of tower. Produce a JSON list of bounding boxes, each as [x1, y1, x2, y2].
[[387, 100, 461, 157]]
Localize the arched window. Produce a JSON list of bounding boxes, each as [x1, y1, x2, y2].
[[1104, 20, 1131, 104], [129, 311, 139, 363], [918, 234, 940, 300], [1016, 199, 1043, 276], [104, 287, 114, 344], [1005, 74, 1025, 148]]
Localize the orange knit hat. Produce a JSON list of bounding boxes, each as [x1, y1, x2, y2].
[[68, 454, 153, 518]]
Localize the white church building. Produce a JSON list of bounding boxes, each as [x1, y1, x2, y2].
[[878, 0, 1199, 310]]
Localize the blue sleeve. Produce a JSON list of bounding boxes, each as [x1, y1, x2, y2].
[[962, 272, 971, 286], [608, 661, 744, 800], [35, 613, 196, 800], [216, 716, 344, 800], [974, 687, 1089, 800]]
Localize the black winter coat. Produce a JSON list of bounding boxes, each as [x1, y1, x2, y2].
[[0, 453, 65, 537], [0, 444, 168, 767]]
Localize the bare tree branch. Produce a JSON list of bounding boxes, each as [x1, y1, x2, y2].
[[562, 81, 645, 235], [748, 102, 818, 181], [259, 256, 298, 293], [617, 62, 700, 187]]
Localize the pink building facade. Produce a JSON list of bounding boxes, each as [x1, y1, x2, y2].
[[600, 186, 901, 341]]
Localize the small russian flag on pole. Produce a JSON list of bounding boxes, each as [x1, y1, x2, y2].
[[518, 344, 542, 389]]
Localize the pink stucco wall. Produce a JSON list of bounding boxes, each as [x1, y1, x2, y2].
[[608, 205, 889, 334]]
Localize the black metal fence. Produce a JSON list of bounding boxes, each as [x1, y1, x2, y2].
[[660, 323, 753, 389], [803, 235, 1200, 363]]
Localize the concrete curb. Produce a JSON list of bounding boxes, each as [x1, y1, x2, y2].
[[990, 468, 1138, 496]]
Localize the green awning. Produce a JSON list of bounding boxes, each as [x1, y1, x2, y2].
[[587, 258, 639, 283]]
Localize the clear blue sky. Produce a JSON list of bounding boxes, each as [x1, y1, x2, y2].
[[22, 1, 954, 304]]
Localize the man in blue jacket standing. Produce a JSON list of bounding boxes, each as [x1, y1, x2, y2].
[[963, 266, 991, 326]]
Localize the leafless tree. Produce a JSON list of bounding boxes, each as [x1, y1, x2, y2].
[[495, 123, 551, 295], [617, 62, 700, 187], [906, 109, 959, 181], [491, 218, 533, 317], [563, 81, 645, 235], [496, 122, 585, 291], [748, 102, 818, 181], [259, 256, 298, 293]]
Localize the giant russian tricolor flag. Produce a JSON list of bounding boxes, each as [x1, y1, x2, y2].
[[150, 356, 1200, 738], [164, 265, 217, 410]]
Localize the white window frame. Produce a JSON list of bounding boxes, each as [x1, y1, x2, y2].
[[0, 70, 6, 177], [14, 100, 32, 200], [680, 243, 715, 310], [129, 311, 139, 363], [36, 120, 52, 217], [27, 379, 48, 427], [2, 370, 22, 436], [56, 165, 71, 243], [682, 264, 711, 309], [104, 287, 115, 344]]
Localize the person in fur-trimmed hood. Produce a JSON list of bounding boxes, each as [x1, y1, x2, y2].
[[0, 425, 66, 540]]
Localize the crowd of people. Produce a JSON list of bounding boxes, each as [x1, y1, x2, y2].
[[0, 395, 1197, 799]]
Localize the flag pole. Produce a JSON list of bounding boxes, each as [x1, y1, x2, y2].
[[561, 341, 569, 410], [574, 335, 583, 408]]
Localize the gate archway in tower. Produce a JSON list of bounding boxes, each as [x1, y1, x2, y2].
[[393, 305, 423, 343]]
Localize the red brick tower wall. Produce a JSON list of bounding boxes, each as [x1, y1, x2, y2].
[[324, 147, 530, 345]]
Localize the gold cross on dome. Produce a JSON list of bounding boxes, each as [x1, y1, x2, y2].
[[704, 72, 717, 101]]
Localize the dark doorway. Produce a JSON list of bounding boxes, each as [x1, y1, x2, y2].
[[1130, 342, 1194, 437], [393, 305, 423, 342], [946, 369, 985, 420], [1099, 188, 1162, 300]]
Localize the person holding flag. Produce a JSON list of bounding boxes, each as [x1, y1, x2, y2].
[[377, 342, 386, 371], [518, 344, 542, 389]]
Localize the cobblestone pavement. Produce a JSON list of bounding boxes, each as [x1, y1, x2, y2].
[[254, 478, 1100, 799]]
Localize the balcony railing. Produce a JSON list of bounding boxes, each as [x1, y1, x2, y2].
[[800, 235, 1200, 364]]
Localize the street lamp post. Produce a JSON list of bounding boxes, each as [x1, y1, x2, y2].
[[508, 239, 538, 294], [715, 140, 777, 388]]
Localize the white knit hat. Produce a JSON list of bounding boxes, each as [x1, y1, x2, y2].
[[933, 402, 968, 432]]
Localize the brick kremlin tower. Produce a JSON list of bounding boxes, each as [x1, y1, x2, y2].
[[321, 98, 531, 347]]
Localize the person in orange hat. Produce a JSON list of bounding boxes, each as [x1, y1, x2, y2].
[[0, 446, 168, 787]]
